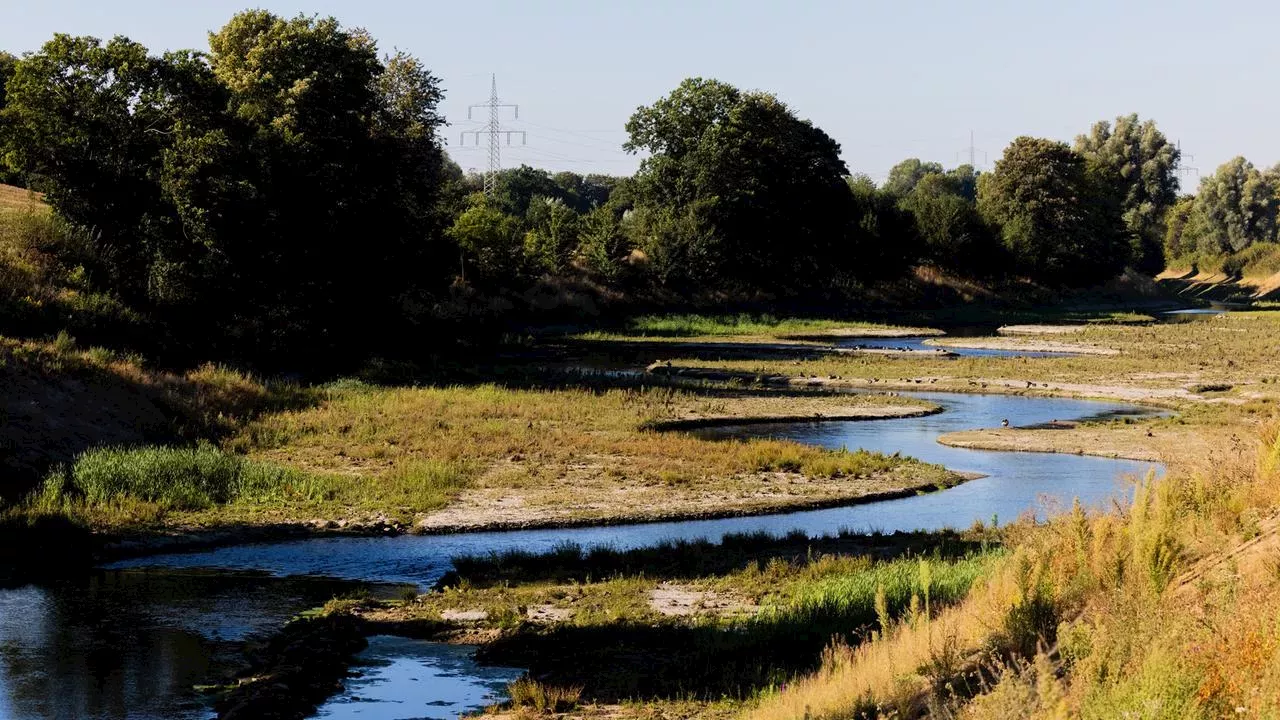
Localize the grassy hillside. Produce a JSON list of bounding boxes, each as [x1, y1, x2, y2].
[[0, 183, 44, 212]]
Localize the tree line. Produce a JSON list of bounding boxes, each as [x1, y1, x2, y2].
[[0, 11, 1271, 366]]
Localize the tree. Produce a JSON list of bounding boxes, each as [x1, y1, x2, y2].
[[0, 51, 14, 106], [0, 51, 16, 183], [900, 173, 998, 274], [1075, 114, 1180, 273], [1191, 157, 1278, 254], [882, 158, 944, 197], [945, 164, 979, 203], [576, 204, 632, 281], [523, 196, 581, 273], [491, 165, 566, 216], [624, 77, 855, 290], [977, 137, 1126, 285], [0, 35, 181, 301], [846, 175, 920, 275], [551, 171, 618, 214], [448, 196, 526, 283], [2, 13, 450, 363], [1162, 195, 1204, 259]]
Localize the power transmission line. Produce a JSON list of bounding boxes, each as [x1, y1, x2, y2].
[[459, 75, 525, 195], [954, 130, 988, 169], [1177, 140, 1199, 183]]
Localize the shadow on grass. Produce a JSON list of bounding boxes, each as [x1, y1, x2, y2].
[[442, 529, 988, 590], [479, 616, 845, 702]]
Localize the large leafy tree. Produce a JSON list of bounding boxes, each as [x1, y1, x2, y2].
[[977, 137, 1126, 285], [1188, 157, 1278, 254], [882, 158, 944, 197], [523, 196, 580, 273], [0, 36, 189, 300], [1, 13, 449, 362], [1075, 114, 1180, 273], [624, 77, 855, 290], [448, 195, 526, 284]]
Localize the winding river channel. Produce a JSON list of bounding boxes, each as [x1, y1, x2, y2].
[[0, 342, 1168, 719]]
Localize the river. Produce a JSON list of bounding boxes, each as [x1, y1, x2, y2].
[[0, 386, 1164, 719]]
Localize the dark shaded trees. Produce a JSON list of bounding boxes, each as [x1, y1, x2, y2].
[[977, 137, 1126, 286], [899, 173, 999, 274], [623, 78, 856, 291], [0, 13, 450, 363]]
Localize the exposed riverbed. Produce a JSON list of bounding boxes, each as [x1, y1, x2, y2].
[[0, 347, 1170, 718]]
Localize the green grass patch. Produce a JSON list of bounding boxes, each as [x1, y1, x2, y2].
[[778, 551, 994, 630], [41, 444, 290, 510], [30, 444, 475, 525], [575, 313, 920, 339]]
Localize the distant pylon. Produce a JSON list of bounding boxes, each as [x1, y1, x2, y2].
[[955, 130, 988, 169], [460, 75, 525, 196]]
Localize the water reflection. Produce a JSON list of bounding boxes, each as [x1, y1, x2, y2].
[[314, 637, 523, 720], [0, 571, 393, 720], [831, 335, 1076, 358]]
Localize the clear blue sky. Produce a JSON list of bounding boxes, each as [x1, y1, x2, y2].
[[3, 0, 1277, 186]]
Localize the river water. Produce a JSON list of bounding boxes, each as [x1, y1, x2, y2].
[[0, 383, 1165, 719]]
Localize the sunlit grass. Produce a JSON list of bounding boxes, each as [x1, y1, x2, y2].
[[572, 313, 932, 340], [27, 444, 476, 528]]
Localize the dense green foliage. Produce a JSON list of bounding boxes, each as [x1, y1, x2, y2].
[[1075, 114, 1180, 274], [0, 11, 1212, 366], [622, 77, 858, 290], [978, 137, 1127, 284], [1165, 157, 1280, 269]]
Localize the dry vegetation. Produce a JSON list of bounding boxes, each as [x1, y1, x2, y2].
[[237, 383, 954, 531], [746, 419, 1280, 720], [645, 312, 1280, 467], [0, 183, 44, 212]]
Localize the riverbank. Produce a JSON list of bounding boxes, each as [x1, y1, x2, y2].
[[314, 528, 1000, 719], [2, 357, 969, 569], [10, 308, 1274, 720]]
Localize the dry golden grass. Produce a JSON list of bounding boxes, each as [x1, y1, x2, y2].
[[747, 414, 1280, 720], [0, 183, 46, 212], [237, 384, 953, 530]]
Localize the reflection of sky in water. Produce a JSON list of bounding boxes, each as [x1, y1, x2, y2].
[[831, 335, 1074, 358], [1162, 308, 1226, 316], [314, 637, 523, 720], [110, 393, 1162, 590], [0, 571, 388, 720]]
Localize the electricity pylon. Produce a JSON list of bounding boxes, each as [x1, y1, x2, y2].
[[460, 75, 526, 196]]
